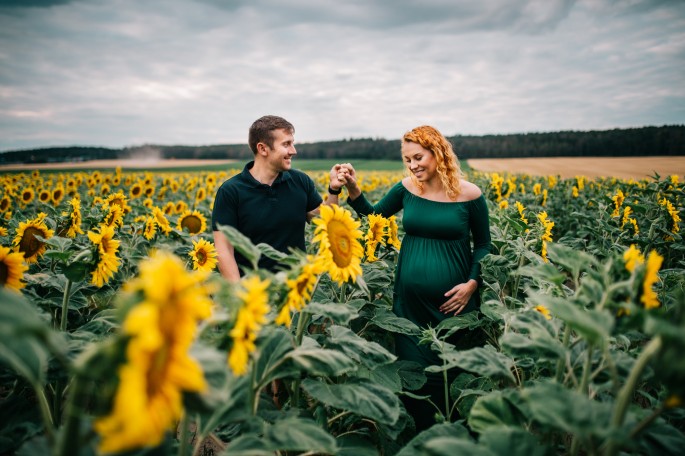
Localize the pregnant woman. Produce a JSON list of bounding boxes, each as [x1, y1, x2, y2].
[[337, 125, 492, 431]]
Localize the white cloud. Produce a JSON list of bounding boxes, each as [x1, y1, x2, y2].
[[0, 0, 683, 151]]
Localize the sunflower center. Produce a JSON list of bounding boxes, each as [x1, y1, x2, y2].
[[327, 220, 352, 267], [0, 199, 8, 211], [181, 215, 202, 234], [196, 249, 207, 265], [147, 344, 170, 397], [22, 191, 32, 202], [20, 226, 45, 258], [0, 262, 8, 285]]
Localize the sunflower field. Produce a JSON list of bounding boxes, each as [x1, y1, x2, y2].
[[0, 166, 683, 455]]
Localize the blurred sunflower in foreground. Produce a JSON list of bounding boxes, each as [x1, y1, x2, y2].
[[0, 246, 28, 291], [94, 250, 213, 454]]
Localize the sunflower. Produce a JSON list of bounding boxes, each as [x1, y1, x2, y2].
[[163, 201, 175, 215], [0, 195, 10, 213], [195, 187, 207, 203], [641, 250, 663, 309], [143, 186, 155, 198], [189, 238, 218, 272], [100, 183, 111, 195], [151, 207, 172, 235], [0, 226, 7, 237], [94, 250, 212, 454], [143, 198, 153, 208], [130, 182, 143, 199], [623, 244, 644, 273], [364, 214, 388, 262], [87, 224, 121, 287], [312, 204, 363, 285], [104, 191, 132, 215], [13, 213, 54, 264], [229, 275, 271, 376], [177, 210, 207, 235], [62, 197, 84, 238], [20, 187, 35, 206], [38, 188, 51, 204], [51, 185, 65, 206], [143, 217, 157, 240], [533, 304, 551, 320], [0, 246, 28, 291], [102, 203, 124, 229], [275, 254, 325, 327], [175, 200, 188, 214]]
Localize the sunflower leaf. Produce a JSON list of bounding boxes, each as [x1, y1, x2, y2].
[[218, 224, 261, 270]]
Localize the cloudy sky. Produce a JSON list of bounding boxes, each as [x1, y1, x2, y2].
[[1, 0, 684, 152]]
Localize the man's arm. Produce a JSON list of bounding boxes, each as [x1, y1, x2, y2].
[[305, 163, 347, 221], [213, 229, 241, 282]]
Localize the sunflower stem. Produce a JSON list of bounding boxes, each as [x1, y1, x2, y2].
[[60, 278, 72, 332], [55, 375, 81, 456], [178, 412, 191, 456], [35, 384, 55, 445], [605, 336, 662, 456]]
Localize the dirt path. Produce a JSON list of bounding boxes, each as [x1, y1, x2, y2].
[[467, 156, 685, 180]]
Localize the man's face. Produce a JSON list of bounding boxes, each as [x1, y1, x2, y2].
[[265, 128, 296, 172]]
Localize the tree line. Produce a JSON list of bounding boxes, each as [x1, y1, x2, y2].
[[1, 125, 683, 165]]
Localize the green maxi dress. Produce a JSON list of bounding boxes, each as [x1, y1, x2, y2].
[[347, 181, 492, 428]]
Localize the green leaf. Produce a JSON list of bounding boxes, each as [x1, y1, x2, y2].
[[355, 363, 402, 392], [256, 242, 288, 262], [396, 421, 472, 456], [527, 291, 614, 345], [372, 309, 421, 335], [0, 289, 66, 386], [253, 327, 298, 387], [218, 224, 261, 270], [301, 378, 401, 425], [520, 381, 612, 438], [62, 261, 91, 283], [396, 360, 427, 391], [479, 425, 552, 456], [429, 345, 516, 384], [303, 301, 359, 325], [468, 390, 527, 434], [285, 346, 357, 377], [336, 435, 378, 456], [435, 312, 483, 338], [547, 243, 598, 278], [261, 417, 338, 454], [516, 263, 566, 287], [500, 311, 566, 360], [325, 325, 396, 368], [421, 437, 498, 456]]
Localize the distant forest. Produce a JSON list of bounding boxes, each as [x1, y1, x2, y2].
[[1, 125, 683, 165]]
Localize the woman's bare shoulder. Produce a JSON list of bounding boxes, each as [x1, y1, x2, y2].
[[458, 180, 483, 201]]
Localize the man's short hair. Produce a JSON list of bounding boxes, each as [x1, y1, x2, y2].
[[248, 115, 295, 154]]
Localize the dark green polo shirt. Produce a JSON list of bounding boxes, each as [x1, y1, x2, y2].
[[211, 161, 323, 272]]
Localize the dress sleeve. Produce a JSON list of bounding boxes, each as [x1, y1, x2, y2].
[[346, 182, 405, 218], [468, 194, 492, 282]]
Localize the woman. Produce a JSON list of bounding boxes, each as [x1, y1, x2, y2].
[[336, 125, 492, 430]]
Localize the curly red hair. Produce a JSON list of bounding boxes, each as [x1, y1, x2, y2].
[[402, 125, 463, 200]]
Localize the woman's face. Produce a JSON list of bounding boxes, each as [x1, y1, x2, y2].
[[401, 141, 437, 182]]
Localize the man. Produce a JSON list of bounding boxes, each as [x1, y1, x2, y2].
[[212, 115, 346, 281]]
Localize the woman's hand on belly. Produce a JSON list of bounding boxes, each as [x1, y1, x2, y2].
[[439, 279, 478, 316]]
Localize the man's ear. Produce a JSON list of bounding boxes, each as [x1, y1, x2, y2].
[[256, 142, 270, 157]]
